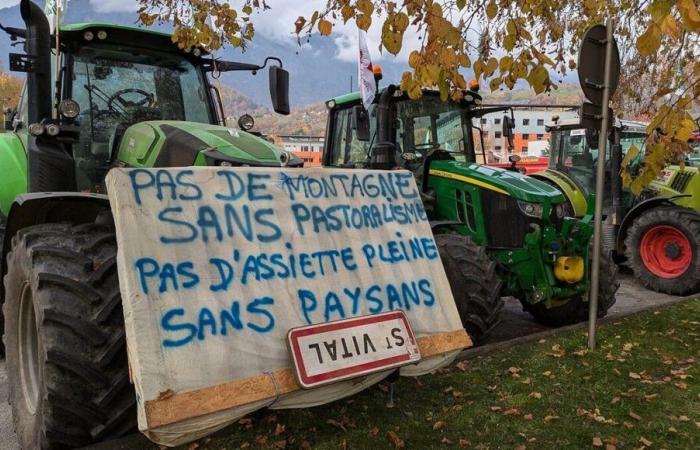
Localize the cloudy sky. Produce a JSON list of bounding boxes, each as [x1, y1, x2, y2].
[[0, 0, 420, 63]]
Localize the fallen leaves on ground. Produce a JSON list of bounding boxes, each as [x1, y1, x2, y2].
[[387, 431, 405, 448]]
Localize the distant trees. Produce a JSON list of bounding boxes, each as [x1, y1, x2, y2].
[[0, 71, 22, 130]]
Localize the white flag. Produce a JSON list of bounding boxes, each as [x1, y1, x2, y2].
[[358, 29, 375, 110], [44, 0, 66, 34]]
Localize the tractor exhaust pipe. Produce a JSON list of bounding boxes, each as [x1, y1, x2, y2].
[[21, 0, 76, 193], [370, 84, 397, 170], [21, 0, 52, 126]]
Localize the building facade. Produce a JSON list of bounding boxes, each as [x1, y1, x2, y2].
[[275, 135, 325, 167], [477, 105, 579, 162]]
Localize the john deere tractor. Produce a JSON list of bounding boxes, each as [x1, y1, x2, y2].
[[534, 118, 699, 295], [0, 1, 298, 447], [323, 85, 618, 342]]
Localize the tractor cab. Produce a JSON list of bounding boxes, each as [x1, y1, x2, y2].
[[0, 1, 295, 215], [323, 89, 517, 184], [541, 118, 647, 217]]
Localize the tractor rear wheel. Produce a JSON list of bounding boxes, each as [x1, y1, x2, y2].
[[624, 206, 700, 296], [435, 234, 504, 344], [3, 222, 136, 448], [526, 245, 619, 327]]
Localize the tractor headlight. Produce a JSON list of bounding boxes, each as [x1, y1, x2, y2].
[[238, 114, 255, 131], [45, 123, 60, 136], [59, 99, 81, 119], [28, 123, 44, 136], [84, 31, 94, 41], [554, 204, 566, 219], [517, 200, 544, 218]]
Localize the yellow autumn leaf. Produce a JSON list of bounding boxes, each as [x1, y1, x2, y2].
[[318, 19, 332, 36], [408, 51, 421, 69], [527, 65, 549, 92], [486, 1, 498, 19], [356, 14, 371, 31], [341, 5, 354, 22], [489, 77, 501, 92], [382, 31, 403, 55], [678, 0, 700, 32], [356, 0, 374, 16], [620, 143, 640, 170], [506, 19, 516, 35], [473, 59, 485, 78], [660, 14, 681, 40], [484, 57, 498, 76], [499, 56, 513, 72], [636, 24, 662, 56], [394, 12, 409, 32], [503, 34, 516, 51]]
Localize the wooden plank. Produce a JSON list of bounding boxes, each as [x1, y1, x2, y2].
[[144, 329, 471, 429]]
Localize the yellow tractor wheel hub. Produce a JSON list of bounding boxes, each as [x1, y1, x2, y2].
[[554, 256, 585, 284]]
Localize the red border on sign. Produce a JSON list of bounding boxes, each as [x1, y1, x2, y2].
[[288, 311, 419, 388]]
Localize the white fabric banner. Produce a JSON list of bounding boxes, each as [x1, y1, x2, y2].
[[106, 167, 468, 446], [44, 0, 66, 34], [358, 29, 375, 109]]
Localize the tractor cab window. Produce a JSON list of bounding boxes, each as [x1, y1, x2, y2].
[[552, 128, 597, 194], [326, 96, 472, 168], [688, 136, 700, 166], [69, 44, 212, 189], [327, 105, 374, 167], [553, 127, 648, 197], [395, 96, 468, 163]]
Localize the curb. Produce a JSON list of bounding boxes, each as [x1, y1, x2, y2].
[[456, 294, 697, 361]]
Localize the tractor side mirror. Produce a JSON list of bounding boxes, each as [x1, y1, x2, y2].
[[502, 115, 515, 150], [4, 107, 16, 130], [269, 65, 290, 115], [586, 128, 599, 150], [352, 105, 370, 141]]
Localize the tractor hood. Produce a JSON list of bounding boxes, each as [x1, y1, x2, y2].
[[429, 160, 566, 204], [115, 121, 301, 168]]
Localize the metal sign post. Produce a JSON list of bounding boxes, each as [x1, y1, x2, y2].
[[587, 20, 616, 350], [577, 22, 620, 350]]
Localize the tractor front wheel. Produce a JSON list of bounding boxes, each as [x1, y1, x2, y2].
[[525, 245, 619, 327], [3, 222, 136, 448], [435, 234, 504, 344], [624, 206, 700, 296]]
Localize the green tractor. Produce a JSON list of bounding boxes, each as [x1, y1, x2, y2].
[[533, 119, 700, 295], [0, 1, 298, 447], [322, 84, 618, 341]]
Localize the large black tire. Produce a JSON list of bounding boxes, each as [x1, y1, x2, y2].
[[0, 217, 5, 356], [3, 222, 136, 448], [525, 245, 619, 327], [624, 206, 700, 296], [435, 234, 504, 344]]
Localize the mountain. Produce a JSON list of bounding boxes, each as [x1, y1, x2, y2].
[[0, 0, 410, 108]]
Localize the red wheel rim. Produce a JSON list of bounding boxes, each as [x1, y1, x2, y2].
[[639, 225, 692, 279]]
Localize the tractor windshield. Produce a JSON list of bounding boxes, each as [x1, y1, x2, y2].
[[70, 44, 212, 188], [327, 96, 471, 168], [550, 127, 646, 196], [395, 96, 469, 161]]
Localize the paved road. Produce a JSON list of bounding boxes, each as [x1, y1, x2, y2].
[[0, 274, 691, 450]]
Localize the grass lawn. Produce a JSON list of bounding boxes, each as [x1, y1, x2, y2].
[[181, 299, 700, 450]]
